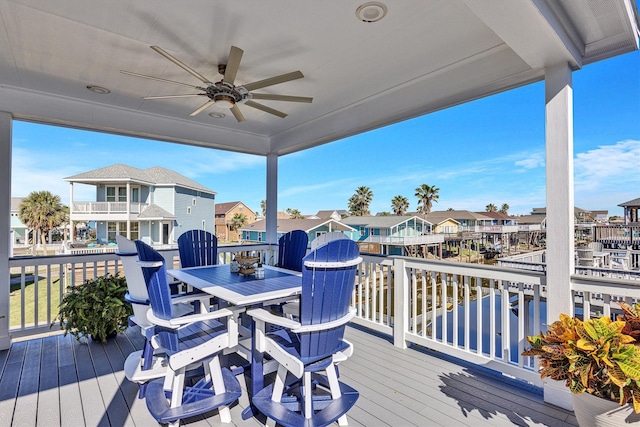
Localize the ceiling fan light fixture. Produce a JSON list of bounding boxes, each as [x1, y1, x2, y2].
[[214, 94, 235, 109], [209, 112, 226, 118], [356, 2, 387, 23], [86, 85, 110, 94]]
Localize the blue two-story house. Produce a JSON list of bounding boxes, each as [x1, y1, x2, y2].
[[65, 164, 216, 246]]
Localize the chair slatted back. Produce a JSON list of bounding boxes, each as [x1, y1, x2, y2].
[[135, 240, 179, 352], [298, 239, 359, 363], [278, 230, 309, 272], [178, 229, 218, 268], [116, 235, 152, 327]]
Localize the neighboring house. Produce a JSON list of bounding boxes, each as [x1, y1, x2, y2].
[[422, 212, 460, 235], [531, 206, 607, 224], [240, 218, 357, 248], [341, 215, 443, 256], [215, 201, 256, 242], [10, 197, 28, 246], [65, 164, 216, 246], [619, 198, 640, 225]]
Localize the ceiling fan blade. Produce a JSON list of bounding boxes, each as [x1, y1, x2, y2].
[[230, 105, 245, 122], [143, 94, 203, 99], [223, 46, 243, 85], [245, 100, 287, 118], [251, 93, 313, 103], [120, 70, 202, 89], [243, 71, 304, 92], [150, 46, 213, 84], [189, 100, 216, 116]]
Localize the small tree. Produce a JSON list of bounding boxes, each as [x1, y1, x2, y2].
[[260, 199, 266, 217], [391, 195, 409, 216], [485, 203, 498, 212], [499, 203, 510, 214], [348, 186, 373, 216], [285, 208, 304, 219], [230, 212, 248, 241], [415, 184, 439, 215], [19, 191, 67, 254]]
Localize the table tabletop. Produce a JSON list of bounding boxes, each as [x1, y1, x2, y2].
[[167, 264, 302, 306]]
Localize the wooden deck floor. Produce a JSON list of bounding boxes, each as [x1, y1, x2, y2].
[[0, 325, 577, 427]]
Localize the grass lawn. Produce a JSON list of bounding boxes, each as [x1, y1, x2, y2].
[[10, 272, 63, 329]]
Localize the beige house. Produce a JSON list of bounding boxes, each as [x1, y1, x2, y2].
[[214, 201, 256, 242]]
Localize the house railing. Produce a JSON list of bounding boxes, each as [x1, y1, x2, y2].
[[363, 234, 445, 245], [459, 225, 519, 233], [7, 243, 274, 339], [71, 201, 148, 214], [7, 248, 640, 389]]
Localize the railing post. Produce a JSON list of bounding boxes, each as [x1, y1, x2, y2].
[[0, 112, 11, 349], [393, 257, 408, 349]]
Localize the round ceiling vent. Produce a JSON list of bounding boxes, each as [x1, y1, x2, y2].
[[356, 2, 388, 23], [86, 85, 110, 94]]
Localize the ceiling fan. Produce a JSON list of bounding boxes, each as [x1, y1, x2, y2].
[[121, 45, 312, 122]]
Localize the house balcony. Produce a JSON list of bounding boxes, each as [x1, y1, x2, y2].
[[6, 247, 640, 425], [363, 234, 445, 246], [459, 225, 520, 233], [69, 201, 149, 222]]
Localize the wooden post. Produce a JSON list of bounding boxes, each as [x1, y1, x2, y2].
[[0, 112, 12, 350]]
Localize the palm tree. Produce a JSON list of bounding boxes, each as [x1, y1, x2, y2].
[[285, 208, 304, 219], [19, 190, 67, 254], [230, 212, 248, 241], [391, 195, 409, 216], [499, 203, 510, 215], [348, 186, 373, 216], [415, 184, 439, 215], [486, 203, 498, 212], [260, 199, 266, 217]]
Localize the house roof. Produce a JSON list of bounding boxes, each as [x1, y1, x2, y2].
[[240, 218, 355, 233], [474, 212, 514, 220], [517, 214, 546, 225], [341, 215, 432, 228], [137, 203, 176, 220], [316, 210, 349, 219], [215, 201, 255, 216], [64, 163, 215, 194], [11, 197, 23, 211], [1, 2, 636, 157], [422, 212, 460, 225], [619, 198, 640, 207], [427, 210, 493, 221]]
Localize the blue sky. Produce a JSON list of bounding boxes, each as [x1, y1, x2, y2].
[[11, 49, 640, 218]]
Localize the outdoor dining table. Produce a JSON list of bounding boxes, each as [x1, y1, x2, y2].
[[166, 263, 302, 419]]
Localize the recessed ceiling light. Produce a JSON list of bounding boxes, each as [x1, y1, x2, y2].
[[356, 2, 388, 23], [209, 112, 226, 119], [86, 85, 110, 94]]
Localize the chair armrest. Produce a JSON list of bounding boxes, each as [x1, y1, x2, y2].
[[247, 308, 301, 330], [136, 260, 163, 268], [147, 306, 243, 328], [291, 307, 356, 333]]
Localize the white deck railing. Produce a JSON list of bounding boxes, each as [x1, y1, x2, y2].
[[7, 243, 274, 339], [71, 201, 148, 214], [7, 247, 640, 389]]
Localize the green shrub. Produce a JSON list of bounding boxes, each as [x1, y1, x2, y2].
[[53, 273, 132, 343]]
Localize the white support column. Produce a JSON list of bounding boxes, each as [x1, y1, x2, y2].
[[69, 182, 74, 243], [0, 112, 12, 349], [265, 154, 278, 245], [543, 63, 574, 410], [126, 182, 131, 239]]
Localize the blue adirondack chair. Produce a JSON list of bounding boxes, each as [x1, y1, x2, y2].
[[135, 240, 242, 426], [116, 235, 209, 398], [178, 229, 219, 268], [277, 230, 309, 272], [248, 239, 362, 427]]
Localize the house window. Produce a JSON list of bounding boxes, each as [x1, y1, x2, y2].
[[107, 186, 127, 202], [202, 220, 206, 229], [130, 222, 139, 240], [359, 227, 365, 236], [187, 207, 191, 214], [239, 206, 243, 211], [131, 187, 139, 203], [107, 222, 117, 242], [192, 198, 196, 206]]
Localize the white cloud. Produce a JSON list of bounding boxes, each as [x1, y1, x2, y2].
[[515, 152, 545, 170], [574, 140, 640, 192]]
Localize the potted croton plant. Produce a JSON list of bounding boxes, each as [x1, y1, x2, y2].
[[523, 302, 640, 427]]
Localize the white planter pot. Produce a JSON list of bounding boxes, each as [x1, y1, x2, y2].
[[571, 392, 640, 427]]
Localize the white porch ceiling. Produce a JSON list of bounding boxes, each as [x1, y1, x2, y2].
[[0, 0, 637, 156]]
